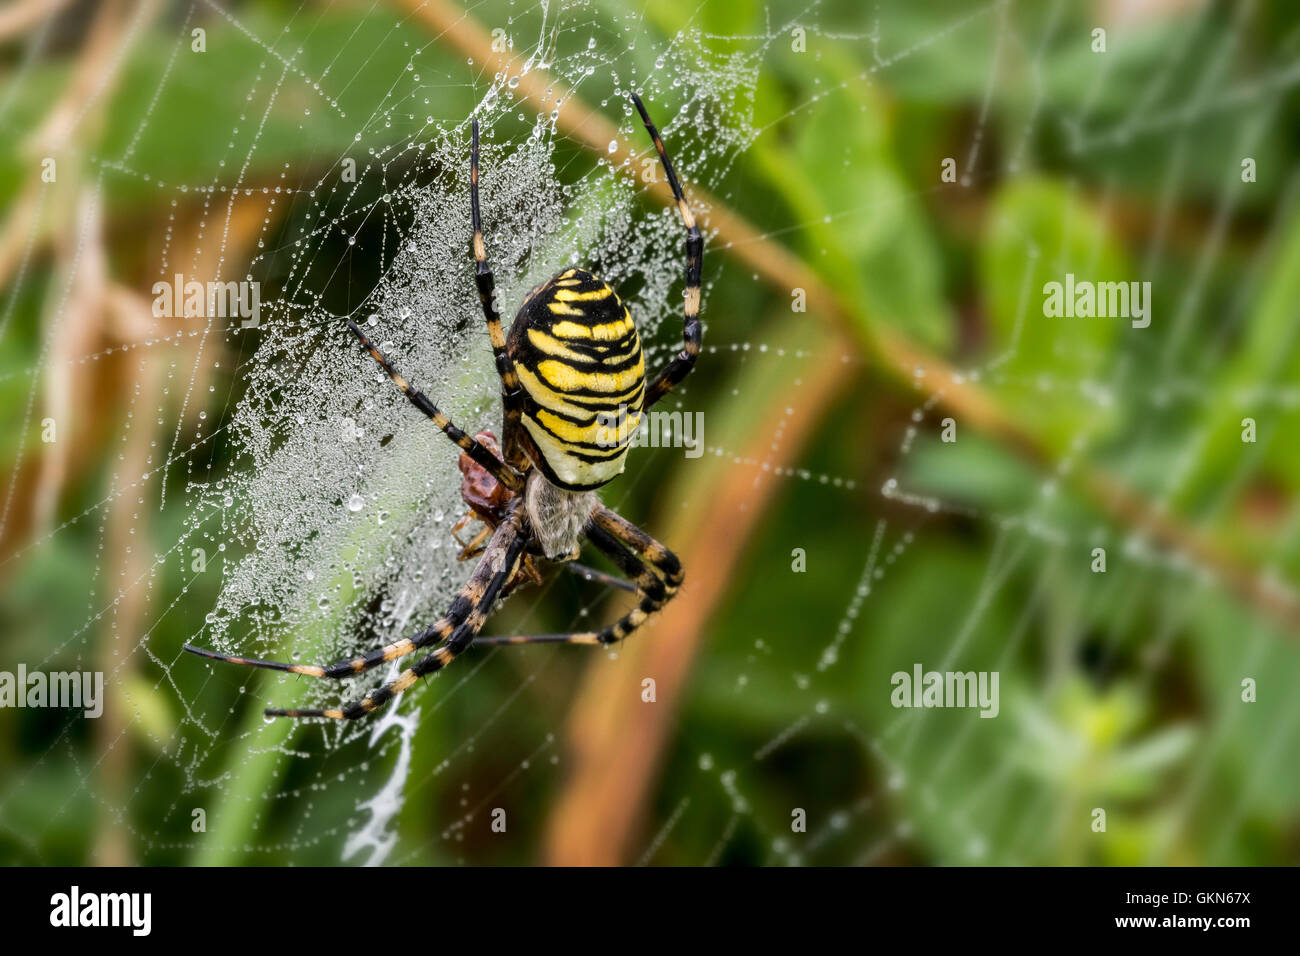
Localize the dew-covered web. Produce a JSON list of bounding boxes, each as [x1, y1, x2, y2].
[[3, 0, 769, 864], [3, 0, 1299, 867]]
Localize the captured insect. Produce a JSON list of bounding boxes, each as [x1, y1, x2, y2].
[[185, 93, 702, 719]]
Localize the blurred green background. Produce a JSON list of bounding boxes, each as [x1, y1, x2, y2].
[[2, 0, 1300, 866]]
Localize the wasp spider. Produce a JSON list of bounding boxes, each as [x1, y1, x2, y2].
[[185, 94, 702, 719]]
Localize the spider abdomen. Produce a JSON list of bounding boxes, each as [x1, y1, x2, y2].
[[507, 268, 645, 491]]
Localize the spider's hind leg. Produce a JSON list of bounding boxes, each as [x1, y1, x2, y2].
[[183, 509, 530, 683], [185, 605, 463, 682], [473, 506, 680, 648]]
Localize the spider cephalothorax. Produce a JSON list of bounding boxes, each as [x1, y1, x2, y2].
[[185, 93, 700, 720]]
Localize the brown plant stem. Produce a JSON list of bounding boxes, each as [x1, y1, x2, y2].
[[95, 282, 162, 867]]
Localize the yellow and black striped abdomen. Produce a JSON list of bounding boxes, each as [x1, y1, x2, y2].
[[506, 268, 644, 491]]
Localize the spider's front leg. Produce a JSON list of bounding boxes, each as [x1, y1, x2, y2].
[[469, 119, 528, 470], [631, 92, 703, 410], [345, 320, 523, 493], [474, 506, 682, 648]]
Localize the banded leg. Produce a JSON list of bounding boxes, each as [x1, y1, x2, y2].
[[186, 577, 480, 681], [267, 514, 529, 719], [631, 92, 702, 409], [591, 506, 685, 591], [470, 119, 527, 469], [185, 530, 643, 682], [345, 318, 523, 492], [474, 507, 681, 647]]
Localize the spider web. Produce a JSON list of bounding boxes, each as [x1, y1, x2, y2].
[[1, 0, 765, 865], [2, 0, 1299, 867]]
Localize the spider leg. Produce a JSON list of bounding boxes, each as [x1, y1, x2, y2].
[[185, 607, 461, 681], [454, 521, 492, 561], [183, 510, 527, 681], [266, 513, 529, 719], [345, 318, 523, 492], [452, 503, 631, 589], [631, 92, 702, 410], [590, 506, 685, 591], [470, 119, 528, 470], [563, 560, 638, 594], [473, 506, 680, 647]]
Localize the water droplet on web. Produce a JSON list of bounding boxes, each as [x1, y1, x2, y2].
[[346, 494, 364, 512]]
